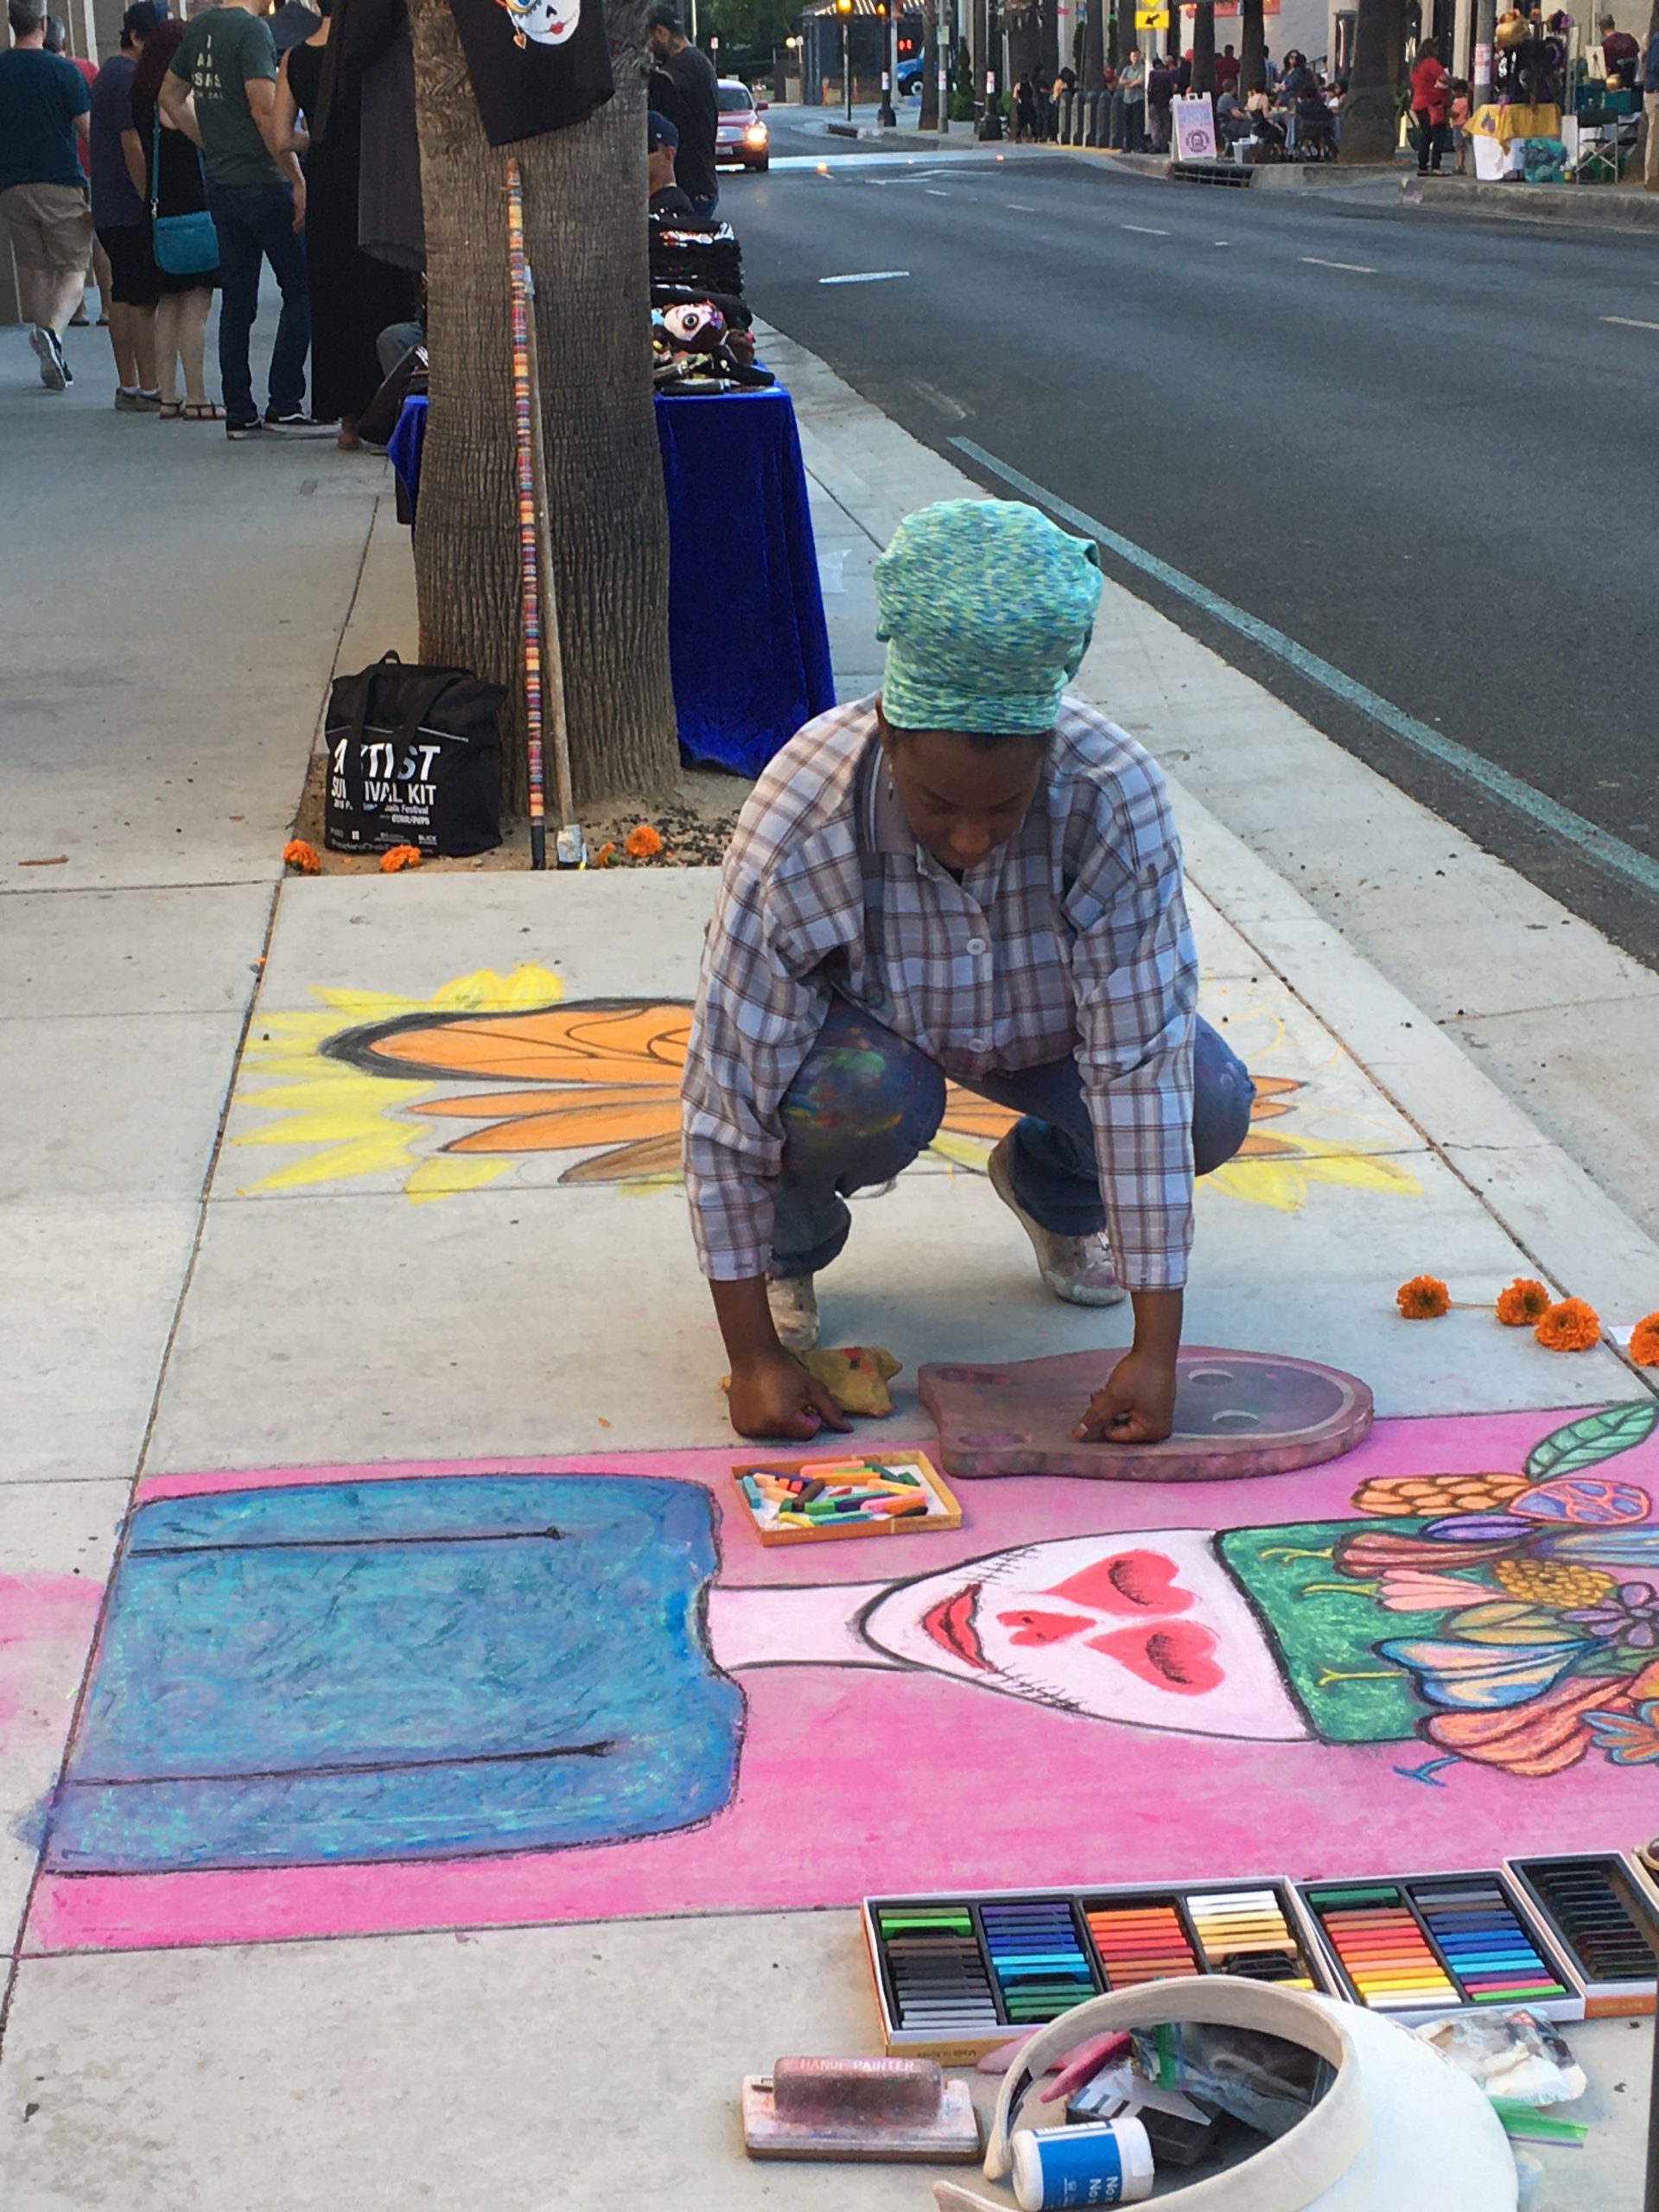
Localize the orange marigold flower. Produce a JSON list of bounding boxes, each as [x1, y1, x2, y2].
[[1395, 1274, 1451, 1320], [624, 823, 664, 859], [282, 838, 321, 875], [1535, 1297, 1601, 1353], [378, 844, 423, 874], [1496, 1276, 1551, 1327], [593, 842, 618, 868], [1630, 1313, 1659, 1368]]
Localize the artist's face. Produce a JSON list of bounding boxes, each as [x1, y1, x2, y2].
[[859, 1533, 1308, 1741], [880, 721, 1048, 877]]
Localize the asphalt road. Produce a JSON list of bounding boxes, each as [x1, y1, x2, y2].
[[721, 125, 1659, 965]]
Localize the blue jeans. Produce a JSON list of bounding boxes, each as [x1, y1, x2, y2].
[[207, 181, 309, 425], [770, 1001, 1255, 1276]]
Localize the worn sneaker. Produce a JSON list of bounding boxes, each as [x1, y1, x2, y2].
[[226, 417, 264, 440], [264, 410, 340, 436], [766, 1274, 821, 1352], [987, 1134, 1126, 1306], [30, 326, 67, 391]]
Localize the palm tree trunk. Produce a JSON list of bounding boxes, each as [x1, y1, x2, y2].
[[1192, 0, 1216, 92], [1340, 0, 1398, 159], [408, 0, 677, 811], [1083, 0, 1103, 85], [1239, 0, 1265, 90]]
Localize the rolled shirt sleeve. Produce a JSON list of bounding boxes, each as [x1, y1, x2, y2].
[[1065, 750, 1198, 1292]]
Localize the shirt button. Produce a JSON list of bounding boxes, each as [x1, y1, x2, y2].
[[969, 1037, 987, 1053], [965, 937, 987, 955]]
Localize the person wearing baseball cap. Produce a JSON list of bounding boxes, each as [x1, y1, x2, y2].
[[646, 2, 718, 219], [646, 105, 694, 219], [88, 1, 168, 407], [682, 496, 1256, 1446]]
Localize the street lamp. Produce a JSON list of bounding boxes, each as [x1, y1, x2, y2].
[[978, 0, 1002, 136], [836, 0, 854, 121], [876, 0, 897, 125]]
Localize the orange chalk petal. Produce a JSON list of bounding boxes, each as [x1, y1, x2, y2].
[[1496, 1276, 1551, 1326], [1534, 1297, 1601, 1352], [1395, 1274, 1451, 1319], [1629, 1313, 1659, 1368], [365, 1003, 693, 1084], [436, 1098, 681, 1154], [282, 838, 321, 874]]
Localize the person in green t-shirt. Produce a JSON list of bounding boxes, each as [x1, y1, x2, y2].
[[160, 0, 334, 438]]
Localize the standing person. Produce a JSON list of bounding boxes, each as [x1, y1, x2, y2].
[[0, 0, 92, 391], [1214, 41, 1240, 92], [1409, 40, 1450, 174], [683, 498, 1255, 1444], [1646, 23, 1659, 190], [272, 0, 420, 449], [1600, 13, 1641, 86], [126, 10, 221, 418], [1012, 70, 1039, 139], [41, 11, 105, 327], [1147, 50, 1173, 149], [1116, 45, 1146, 146], [160, 0, 332, 436], [646, 5, 718, 222], [268, 0, 321, 50], [1448, 78, 1471, 172], [89, 0, 166, 411]]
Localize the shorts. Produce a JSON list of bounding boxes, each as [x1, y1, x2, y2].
[[97, 219, 162, 308]]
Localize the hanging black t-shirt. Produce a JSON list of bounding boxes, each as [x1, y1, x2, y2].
[[661, 39, 717, 200], [445, 0, 612, 147]]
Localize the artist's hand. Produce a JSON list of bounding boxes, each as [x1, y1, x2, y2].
[[1075, 1347, 1178, 1446], [728, 1347, 853, 1443]]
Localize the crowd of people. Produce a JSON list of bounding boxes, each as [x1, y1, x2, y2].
[[1003, 46, 1356, 158], [0, 0, 417, 440]]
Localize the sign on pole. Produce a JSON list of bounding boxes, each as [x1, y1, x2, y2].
[[1173, 92, 1217, 159], [1133, 5, 1169, 25]]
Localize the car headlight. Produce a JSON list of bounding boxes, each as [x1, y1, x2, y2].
[[745, 124, 769, 145]]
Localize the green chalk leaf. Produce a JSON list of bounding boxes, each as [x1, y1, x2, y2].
[[1524, 1402, 1659, 1483]]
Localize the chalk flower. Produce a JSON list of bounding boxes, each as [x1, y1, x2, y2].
[[282, 838, 321, 874], [625, 823, 664, 859], [1425, 1674, 1634, 1777], [378, 844, 423, 874], [593, 842, 618, 868], [1496, 1277, 1551, 1327], [1535, 1297, 1601, 1353], [1582, 1699, 1659, 1766], [1629, 1313, 1659, 1368], [1396, 1274, 1451, 1320], [1566, 1581, 1659, 1652], [1377, 1568, 1492, 1614]]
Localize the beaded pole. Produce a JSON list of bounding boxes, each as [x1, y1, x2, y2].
[[505, 158, 548, 869]]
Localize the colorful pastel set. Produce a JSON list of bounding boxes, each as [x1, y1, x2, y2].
[[730, 1449, 962, 1546], [863, 1883, 1332, 2060], [1296, 1871, 1580, 2024], [1505, 1853, 1659, 2018]]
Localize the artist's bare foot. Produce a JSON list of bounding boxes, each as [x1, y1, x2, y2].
[[766, 1273, 820, 1351], [987, 1135, 1125, 1306], [337, 416, 361, 452]]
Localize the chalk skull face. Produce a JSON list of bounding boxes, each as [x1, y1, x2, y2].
[[497, 0, 579, 46], [858, 1532, 1309, 1742]]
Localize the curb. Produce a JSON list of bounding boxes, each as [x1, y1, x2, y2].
[[1405, 170, 1659, 229]]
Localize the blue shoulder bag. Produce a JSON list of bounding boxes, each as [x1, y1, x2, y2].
[[149, 111, 219, 278]]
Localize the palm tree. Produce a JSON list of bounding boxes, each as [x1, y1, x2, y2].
[[1191, 0, 1216, 92], [920, 0, 941, 124], [1239, 0, 1264, 90], [1340, 0, 1398, 160], [1083, 0, 1104, 87], [407, 0, 677, 810]]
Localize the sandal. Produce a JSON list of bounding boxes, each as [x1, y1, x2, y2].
[[182, 402, 225, 421], [159, 401, 184, 420]]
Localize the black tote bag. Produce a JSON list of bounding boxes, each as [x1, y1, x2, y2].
[[324, 653, 505, 856]]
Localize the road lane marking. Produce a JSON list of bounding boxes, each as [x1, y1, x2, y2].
[[925, 188, 951, 195], [1007, 201, 1039, 210], [817, 270, 912, 284], [1121, 223, 1171, 235], [1300, 255, 1376, 272], [1602, 315, 1659, 331], [948, 435, 1659, 902]]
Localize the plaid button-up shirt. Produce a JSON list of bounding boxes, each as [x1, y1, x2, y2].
[[682, 696, 1198, 1291]]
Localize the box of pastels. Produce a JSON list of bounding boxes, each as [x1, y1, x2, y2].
[[1503, 1851, 1659, 2018], [862, 1880, 1338, 2063], [730, 1449, 961, 1546], [1294, 1869, 1586, 2026]]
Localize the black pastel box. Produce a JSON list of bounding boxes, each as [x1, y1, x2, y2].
[[862, 1880, 1334, 2062], [1505, 1853, 1659, 2018]]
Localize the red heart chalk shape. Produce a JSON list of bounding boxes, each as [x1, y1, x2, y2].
[[1045, 1551, 1194, 1617], [996, 1610, 1093, 1648], [1087, 1622, 1223, 1694]]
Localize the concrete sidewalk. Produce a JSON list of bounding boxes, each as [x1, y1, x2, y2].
[[3, 313, 1656, 2209]]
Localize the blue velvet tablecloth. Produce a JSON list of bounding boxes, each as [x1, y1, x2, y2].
[[654, 385, 835, 777], [388, 385, 835, 779]]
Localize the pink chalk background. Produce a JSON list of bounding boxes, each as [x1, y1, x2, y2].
[[21, 1408, 1659, 1957]]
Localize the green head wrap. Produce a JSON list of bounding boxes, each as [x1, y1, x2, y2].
[[874, 498, 1103, 737]]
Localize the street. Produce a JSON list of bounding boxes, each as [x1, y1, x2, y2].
[[730, 123, 1659, 963]]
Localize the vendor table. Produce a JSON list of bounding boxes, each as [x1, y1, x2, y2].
[[386, 384, 835, 780]]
